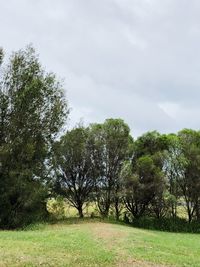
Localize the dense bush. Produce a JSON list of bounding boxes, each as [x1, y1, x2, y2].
[[131, 217, 200, 233]]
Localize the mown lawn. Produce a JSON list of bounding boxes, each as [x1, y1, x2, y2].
[[0, 219, 200, 267]]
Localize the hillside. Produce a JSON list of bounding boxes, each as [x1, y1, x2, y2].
[[0, 220, 199, 267]]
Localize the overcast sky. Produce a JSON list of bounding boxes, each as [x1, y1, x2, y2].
[[1, 0, 200, 136]]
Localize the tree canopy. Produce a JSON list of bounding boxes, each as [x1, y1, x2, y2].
[[0, 46, 68, 228]]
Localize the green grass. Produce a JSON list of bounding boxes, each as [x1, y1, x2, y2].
[[0, 219, 200, 267]]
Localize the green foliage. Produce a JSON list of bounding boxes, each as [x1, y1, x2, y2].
[[2, 46, 200, 232], [123, 154, 164, 218], [0, 46, 68, 228], [134, 131, 169, 159], [88, 118, 133, 218], [53, 126, 95, 218], [132, 217, 200, 233], [177, 129, 200, 222], [47, 197, 66, 219]]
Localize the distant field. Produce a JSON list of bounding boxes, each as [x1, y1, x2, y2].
[[0, 219, 200, 267], [47, 198, 189, 221], [47, 199, 100, 218]]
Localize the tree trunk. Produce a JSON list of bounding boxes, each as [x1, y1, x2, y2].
[[115, 198, 120, 221], [187, 205, 193, 223], [101, 207, 109, 218], [195, 199, 200, 221], [78, 205, 84, 218], [97, 192, 111, 218]]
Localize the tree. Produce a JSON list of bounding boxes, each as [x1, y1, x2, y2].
[[123, 155, 164, 219], [178, 129, 200, 222], [0, 46, 68, 228], [89, 119, 133, 219], [53, 127, 95, 218], [134, 131, 168, 160], [163, 134, 186, 218], [131, 132, 168, 217]]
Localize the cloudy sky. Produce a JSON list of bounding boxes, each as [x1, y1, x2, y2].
[[1, 0, 200, 136]]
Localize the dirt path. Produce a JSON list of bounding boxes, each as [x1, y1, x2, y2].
[[89, 222, 169, 267]]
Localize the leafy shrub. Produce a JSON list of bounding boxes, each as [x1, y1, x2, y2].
[[47, 197, 66, 219], [131, 217, 200, 233]]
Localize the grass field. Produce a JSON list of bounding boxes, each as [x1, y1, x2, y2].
[[0, 219, 200, 267]]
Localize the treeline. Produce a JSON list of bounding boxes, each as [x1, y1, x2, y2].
[[53, 122, 200, 226], [1, 47, 200, 229]]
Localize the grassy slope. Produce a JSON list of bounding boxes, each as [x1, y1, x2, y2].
[[0, 219, 200, 267]]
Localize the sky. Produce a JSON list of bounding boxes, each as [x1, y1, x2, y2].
[[1, 0, 200, 137]]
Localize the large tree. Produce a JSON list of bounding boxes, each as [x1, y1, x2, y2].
[[123, 155, 164, 219], [178, 129, 200, 222], [53, 126, 95, 218], [163, 134, 186, 218], [131, 131, 168, 217], [0, 46, 68, 228], [89, 119, 133, 219]]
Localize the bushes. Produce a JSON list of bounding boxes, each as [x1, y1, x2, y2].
[[47, 197, 66, 219], [131, 217, 200, 233]]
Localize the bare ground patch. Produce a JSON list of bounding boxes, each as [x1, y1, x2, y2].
[[89, 222, 169, 267]]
